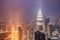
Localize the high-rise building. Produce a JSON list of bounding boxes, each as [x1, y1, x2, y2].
[[37, 9, 45, 32]]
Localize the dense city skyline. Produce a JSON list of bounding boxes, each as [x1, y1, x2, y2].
[[0, 0, 60, 40]]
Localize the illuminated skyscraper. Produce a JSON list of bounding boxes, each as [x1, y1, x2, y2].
[[37, 9, 45, 32]]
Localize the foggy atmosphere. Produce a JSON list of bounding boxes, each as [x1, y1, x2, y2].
[[0, 0, 60, 40]]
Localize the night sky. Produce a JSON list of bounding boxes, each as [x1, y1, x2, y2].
[[0, 0, 60, 22], [42, 0, 60, 21]]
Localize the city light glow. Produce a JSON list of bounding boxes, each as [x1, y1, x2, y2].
[[11, 30, 18, 40]]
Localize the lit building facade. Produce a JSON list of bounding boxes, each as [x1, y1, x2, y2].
[[37, 9, 45, 32]]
